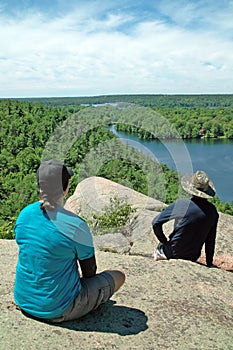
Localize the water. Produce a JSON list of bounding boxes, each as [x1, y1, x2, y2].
[[110, 126, 233, 203]]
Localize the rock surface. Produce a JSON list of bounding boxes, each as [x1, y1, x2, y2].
[[1, 240, 233, 350], [1, 177, 233, 349], [65, 176, 167, 256]]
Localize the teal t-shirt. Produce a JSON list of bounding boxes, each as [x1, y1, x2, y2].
[[14, 202, 94, 319]]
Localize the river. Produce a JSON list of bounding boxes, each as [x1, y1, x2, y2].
[[109, 126, 233, 203]]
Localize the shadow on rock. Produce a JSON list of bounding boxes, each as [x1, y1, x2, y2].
[[54, 300, 148, 336]]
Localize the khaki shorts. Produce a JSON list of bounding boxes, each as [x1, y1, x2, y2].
[[48, 271, 115, 323]]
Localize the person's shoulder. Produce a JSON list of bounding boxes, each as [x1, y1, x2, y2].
[[173, 198, 192, 208], [57, 206, 87, 223], [19, 201, 40, 215], [173, 198, 193, 212], [158, 199, 191, 215], [193, 197, 219, 217], [16, 202, 41, 223], [176, 198, 191, 204], [55, 206, 92, 242]]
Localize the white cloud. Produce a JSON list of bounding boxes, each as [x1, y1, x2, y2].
[[0, 1, 232, 97]]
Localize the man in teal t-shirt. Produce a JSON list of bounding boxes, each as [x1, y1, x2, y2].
[[14, 202, 94, 319], [14, 159, 125, 322]]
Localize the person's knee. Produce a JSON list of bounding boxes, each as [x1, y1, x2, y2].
[[105, 270, 125, 292]]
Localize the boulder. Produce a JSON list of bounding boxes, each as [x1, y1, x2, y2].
[[65, 176, 166, 216], [65, 176, 166, 256]]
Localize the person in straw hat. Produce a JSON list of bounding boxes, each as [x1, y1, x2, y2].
[[152, 170, 219, 267]]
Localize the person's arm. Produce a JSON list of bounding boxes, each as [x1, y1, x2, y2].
[[205, 213, 218, 267], [205, 226, 217, 267], [79, 255, 97, 278], [74, 218, 97, 277], [152, 220, 168, 244], [152, 203, 176, 243]]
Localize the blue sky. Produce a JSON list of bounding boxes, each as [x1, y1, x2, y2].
[[0, 0, 233, 97]]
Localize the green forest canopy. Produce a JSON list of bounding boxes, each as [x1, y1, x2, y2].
[[0, 95, 233, 238], [16, 94, 233, 139]]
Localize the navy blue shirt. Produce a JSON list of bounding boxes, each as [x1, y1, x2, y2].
[[152, 197, 219, 266]]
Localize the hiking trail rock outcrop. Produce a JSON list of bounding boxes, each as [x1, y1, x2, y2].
[[1, 177, 232, 349]]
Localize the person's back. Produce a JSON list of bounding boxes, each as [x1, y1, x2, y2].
[[14, 159, 125, 322], [152, 170, 219, 267], [14, 201, 94, 319]]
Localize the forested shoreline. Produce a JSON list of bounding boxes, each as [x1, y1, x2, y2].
[[15, 93, 233, 108], [115, 106, 233, 139], [18, 94, 233, 139], [0, 96, 233, 238]]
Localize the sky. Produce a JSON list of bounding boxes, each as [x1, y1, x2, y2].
[[0, 0, 233, 97]]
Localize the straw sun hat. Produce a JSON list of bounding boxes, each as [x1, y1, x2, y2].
[[181, 170, 216, 199]]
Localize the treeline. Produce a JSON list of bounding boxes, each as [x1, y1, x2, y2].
[[115, 104, 233, 139], [155, 107, 233, 139], [0, 99, 232, 238], [17, 95, 233, 139], [17, 93, 233, 108]]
